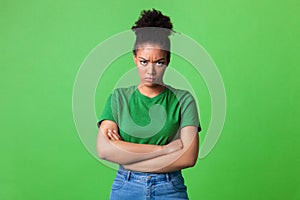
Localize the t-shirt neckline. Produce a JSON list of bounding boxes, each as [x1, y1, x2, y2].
[[135, 85, 169, 100]]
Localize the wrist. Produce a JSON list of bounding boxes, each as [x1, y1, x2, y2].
[[161, 143, 173, 154], [160, 145, 167, 154]]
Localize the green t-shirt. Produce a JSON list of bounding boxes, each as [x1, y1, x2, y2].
[[97, 85, 201, 145]]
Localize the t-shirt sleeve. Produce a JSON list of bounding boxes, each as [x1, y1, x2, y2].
[[96, 94, 116, 128], [179, 92, 202, 132]]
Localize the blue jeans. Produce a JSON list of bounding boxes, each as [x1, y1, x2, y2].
[[109, 165, 189, 200]]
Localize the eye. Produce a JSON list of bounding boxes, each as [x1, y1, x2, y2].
[[140, 60, 148, 66], [156, 61, 165, 66]]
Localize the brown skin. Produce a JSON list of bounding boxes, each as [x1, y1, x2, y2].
[[106, 43, 170, 141], [133, 43, 170, 98], [98, 43, 199, 172]]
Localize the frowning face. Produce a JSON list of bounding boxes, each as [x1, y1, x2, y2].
[[133, 43, 169, 88]]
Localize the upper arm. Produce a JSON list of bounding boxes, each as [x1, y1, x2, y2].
[[98, 120, 119, 134], [177, 125, 199, 167], [176, 92, 201, 166], [96, 93, 117, 129], [179, 92, 201, 132], [97, 120, 119, 158]]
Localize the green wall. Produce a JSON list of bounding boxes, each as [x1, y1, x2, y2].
[[1, 0, 299, 199]]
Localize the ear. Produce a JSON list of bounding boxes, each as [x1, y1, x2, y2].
[[133, 55, 137, 66]]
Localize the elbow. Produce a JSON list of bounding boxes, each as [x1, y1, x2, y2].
[[97, 144, 109, 160], [97, 150, 107, 160], [97, 130, 110, 160], [188, 158, 197, 167], [173, 157, 197, 170], [97, 146, 128, 165], [184, 157, 198, 168]]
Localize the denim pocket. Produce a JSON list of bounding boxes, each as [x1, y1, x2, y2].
[[171, 175, 187, 192], [111, 175, 125, 190]]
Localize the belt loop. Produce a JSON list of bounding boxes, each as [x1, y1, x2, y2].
[[166, 173, 170, 182], [126, 171, 131, 181]]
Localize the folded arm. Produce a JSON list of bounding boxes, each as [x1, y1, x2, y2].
[[122, 126, 199, 173], [97, 120, 183, 165]]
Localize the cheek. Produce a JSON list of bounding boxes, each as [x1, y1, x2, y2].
[[157, 68, 167, 76], [137, 67, 146, 76]]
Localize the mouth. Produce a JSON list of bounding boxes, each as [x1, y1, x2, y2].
[[145, 77, 155, 82]]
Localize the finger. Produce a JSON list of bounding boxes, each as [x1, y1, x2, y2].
[[109, 129, 119, 140], [107, 132, 114, 140], [107, 129, 111, 137], [112, 132, 120, 140], [112, 130, 121, 140], [107, 130, 115, 140]]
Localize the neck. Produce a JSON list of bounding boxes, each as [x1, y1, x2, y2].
[[137, 83, 166, 98]]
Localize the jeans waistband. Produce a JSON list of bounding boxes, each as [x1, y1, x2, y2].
[[117, 165, 182, 182]]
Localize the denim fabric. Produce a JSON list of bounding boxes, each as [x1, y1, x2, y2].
[[109, 166, 189, 200]]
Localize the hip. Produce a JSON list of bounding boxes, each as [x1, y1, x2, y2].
[[109, 165, 189, 200]]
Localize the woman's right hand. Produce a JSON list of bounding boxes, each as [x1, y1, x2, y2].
[[107, 129, 122, 141]]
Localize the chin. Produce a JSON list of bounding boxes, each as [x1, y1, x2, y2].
[[143, 83, 156, 87], [144, 82, 163, 88]]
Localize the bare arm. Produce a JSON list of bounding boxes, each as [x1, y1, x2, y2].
[[97, 120, 183, 165], [122, 126, 199, 173]]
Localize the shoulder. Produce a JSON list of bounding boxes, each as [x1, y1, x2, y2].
[[112, 85, 136, 93], [111, 85, 137, 98], [165, 85, 195, 101]]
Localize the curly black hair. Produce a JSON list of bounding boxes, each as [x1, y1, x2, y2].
[[131, 9, 173, 34], [131, 9, 174, 61]]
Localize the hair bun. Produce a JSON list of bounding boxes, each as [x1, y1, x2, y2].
[[131, 9, 173, 36]]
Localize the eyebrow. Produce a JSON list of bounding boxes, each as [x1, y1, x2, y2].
[[138, 57, 166, 62]]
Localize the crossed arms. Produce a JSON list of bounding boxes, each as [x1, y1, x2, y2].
[[97, 120, 199, 173]]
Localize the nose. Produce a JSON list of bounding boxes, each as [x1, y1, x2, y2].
[[146, 63, 156, 75]]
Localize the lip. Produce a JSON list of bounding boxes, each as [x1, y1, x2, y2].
[[145, 77, 155, 82]]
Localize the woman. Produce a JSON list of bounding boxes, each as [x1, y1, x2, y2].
[[97, 9, 201, 200]]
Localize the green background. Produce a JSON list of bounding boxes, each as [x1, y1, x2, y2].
[[1, 0, 299, 199]]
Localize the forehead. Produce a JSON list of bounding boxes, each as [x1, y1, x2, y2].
[[136, 43, 167, 58]]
